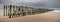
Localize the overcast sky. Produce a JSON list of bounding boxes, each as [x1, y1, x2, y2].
[[0, 0, 60, 6], [0, 0, 48, 5], [0, 0, 60, 9]]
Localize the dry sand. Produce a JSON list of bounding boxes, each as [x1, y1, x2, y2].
[[0, 9, 60, 22]]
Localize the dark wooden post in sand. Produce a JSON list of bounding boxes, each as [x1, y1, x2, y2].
[[4, 5, 5, 16], [6, 6, 7, 16], [4, 5, 8, 16], [9, 5, 12, 18]]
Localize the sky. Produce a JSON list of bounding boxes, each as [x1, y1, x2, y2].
[[0, 0, 60, 10], [0, 0, 48, 5]]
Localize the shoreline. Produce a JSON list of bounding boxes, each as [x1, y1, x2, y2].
[[51, 10, 60, 12]]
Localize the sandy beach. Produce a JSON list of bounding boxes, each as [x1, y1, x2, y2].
[[0, 9, 60, 22]]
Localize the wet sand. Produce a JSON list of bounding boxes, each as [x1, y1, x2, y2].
[[0, 9, 60, 22]]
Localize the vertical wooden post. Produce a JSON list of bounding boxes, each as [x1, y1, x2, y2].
[[13, 5, 16, 18], [16, 6, 17, 17], [6, 6, 8, 16], [9, 5, 12, 18], [8, 6, 10, 16], [21, 6, 22, 16], [4, 5, 5, 16], [7, 6, 9, 16], [12, 5, 13, 17]]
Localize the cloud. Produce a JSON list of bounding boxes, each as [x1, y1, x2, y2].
[[0, 0, 60, 8], [0, 0, 48, 5], [0, 0, 60, 10]]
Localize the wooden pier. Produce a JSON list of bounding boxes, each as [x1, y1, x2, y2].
[[4, 5, 53, 18]]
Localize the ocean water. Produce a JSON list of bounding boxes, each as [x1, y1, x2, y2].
[[51, 10, 60, 12]]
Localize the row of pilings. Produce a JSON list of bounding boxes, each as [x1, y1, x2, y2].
[[4, 5, 54, 18]]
